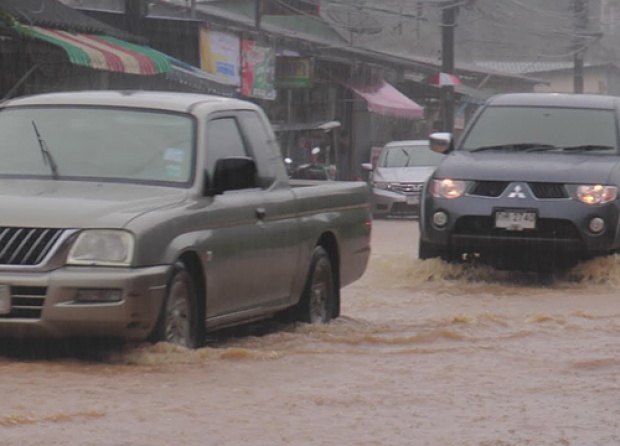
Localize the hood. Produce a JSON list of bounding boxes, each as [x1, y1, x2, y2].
[[0, 180, 189, 228], [435, 151, 620, 183], [374, 166, 438, 183]]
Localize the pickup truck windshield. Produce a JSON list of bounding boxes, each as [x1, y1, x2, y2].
[[379, 144, 445, 167], [460, 106, 618, 154], [0, 107, 194, 184]]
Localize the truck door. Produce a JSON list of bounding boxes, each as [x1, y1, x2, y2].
[[199, 112, 295, 317], [200, 115, 271, 317], [237, 110, 300, 308]]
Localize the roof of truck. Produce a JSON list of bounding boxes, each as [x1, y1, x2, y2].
[[1, 90, 255, 114], [487, 93, 618, 109]]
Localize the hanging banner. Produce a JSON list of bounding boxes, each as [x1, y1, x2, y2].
[[199, 28, 241, 86], [241, 40, 277, 100]]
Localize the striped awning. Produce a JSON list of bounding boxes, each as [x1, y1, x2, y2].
[[22, 25, 171, 76]]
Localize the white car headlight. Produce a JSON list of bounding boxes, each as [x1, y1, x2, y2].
[[67, 230, 135, 266], [430, 178, 468, 199], [372, 181, 392, 191], [576, 185, 617, 205]]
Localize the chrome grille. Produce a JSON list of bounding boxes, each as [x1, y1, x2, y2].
[[391, 182, 424, 194], [1, 286, 47, 319], [0, 227, 65, 266]]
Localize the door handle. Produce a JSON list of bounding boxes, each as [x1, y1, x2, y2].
[[255, 207, 266, 220]]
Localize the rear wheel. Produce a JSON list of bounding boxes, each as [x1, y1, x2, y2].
[[296, 247, 338, 324], [150, 262, 204, 349]]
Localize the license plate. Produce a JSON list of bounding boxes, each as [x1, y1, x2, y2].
[[495, 210, 536, 230], [0, 285, 11, 315], [406, 195, 420, 205]]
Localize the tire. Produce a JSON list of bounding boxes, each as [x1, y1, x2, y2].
[[296, 246, 338, 324], [150, 262, 204, 349], [418, 239, 447, 260]]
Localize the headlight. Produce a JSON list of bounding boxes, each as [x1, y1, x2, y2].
[[430, 179, 468, 199], [67, 230, 135, 266], [372, 181, 392, 190], [576, 185, 617, 205]]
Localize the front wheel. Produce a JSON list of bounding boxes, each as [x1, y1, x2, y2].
[[418, 239, 447, 260], [296, 247, 338, 324], [150, 262, 204, 349]]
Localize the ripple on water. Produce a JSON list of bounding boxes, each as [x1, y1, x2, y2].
[[360, 252, 620, 292], [113, 255, 620, 366]]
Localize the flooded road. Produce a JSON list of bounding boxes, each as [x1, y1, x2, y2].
[[2, 219, 620, 445]]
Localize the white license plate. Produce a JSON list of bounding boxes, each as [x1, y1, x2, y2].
[[406, 195, 420, 205], [0, 285, 11, 315], [495, 210, 536, 230]]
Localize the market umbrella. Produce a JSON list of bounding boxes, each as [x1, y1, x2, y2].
[[426, 72, 462, 87]]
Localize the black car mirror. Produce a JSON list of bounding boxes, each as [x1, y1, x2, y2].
[[211, 157, 257, 195]]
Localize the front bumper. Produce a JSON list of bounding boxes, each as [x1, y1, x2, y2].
[[371, 188, 421, 217], [0, 265, 169, 341], [420, 193, 620, 260]]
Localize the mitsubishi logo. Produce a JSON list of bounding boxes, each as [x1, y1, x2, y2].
[[508, 185, 526, 199]]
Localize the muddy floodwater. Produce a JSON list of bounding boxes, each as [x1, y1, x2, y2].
[[2, 220, 620, 445]]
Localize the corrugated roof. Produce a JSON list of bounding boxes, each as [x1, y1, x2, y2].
[[474, 61, 576, 75], [0, 0, 140, 42]]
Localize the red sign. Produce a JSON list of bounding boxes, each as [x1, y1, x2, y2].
[[241, 40, 277, 100]]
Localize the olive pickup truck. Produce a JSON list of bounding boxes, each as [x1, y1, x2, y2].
[[0, 91, 372, 348]]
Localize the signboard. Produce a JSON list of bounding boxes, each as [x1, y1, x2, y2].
[[241, 40, 277, 100], [199, 28, 241, 86], [277, 57, 312, 88]]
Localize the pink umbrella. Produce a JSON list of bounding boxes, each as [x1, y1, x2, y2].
[[426, 72, 462, 87]]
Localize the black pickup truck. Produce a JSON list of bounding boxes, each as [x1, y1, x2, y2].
[[419, 93, 620, 272]]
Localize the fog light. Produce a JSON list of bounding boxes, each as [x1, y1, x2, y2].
[[75, 289, 122, 303], [433, 211, 448, 227], [588, 217, 605, 234]]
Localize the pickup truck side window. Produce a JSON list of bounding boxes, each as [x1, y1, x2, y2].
[[205, 117, 249, 180], [238, 111, 278, 187]]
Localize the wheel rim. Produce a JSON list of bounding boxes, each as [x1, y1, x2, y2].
[[309, 258, 331, 323], [165, 276, 191, 347]]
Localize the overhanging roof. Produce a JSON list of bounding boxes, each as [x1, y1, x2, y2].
[[0, 0, 140, 42]]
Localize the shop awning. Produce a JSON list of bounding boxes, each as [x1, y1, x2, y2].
[[23, 25, 171, 75], [166, 57, 239, 97], [348, 81, 424, 119]]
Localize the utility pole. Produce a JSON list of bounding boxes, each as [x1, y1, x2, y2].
[[125, 0, 147, 35], [573, 0, 588, 94], [440, 1, 458, 133], [255, 0, 262, 30]]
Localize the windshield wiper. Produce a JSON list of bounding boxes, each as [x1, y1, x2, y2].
[[31, 121, 59, 179], [470, 143, 557, 153], [401, 148, 412, 166], [560, 145, 615, 152]]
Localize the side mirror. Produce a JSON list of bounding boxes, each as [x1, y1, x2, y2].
[[361, 163, 373, 171], [429, 132, 453, 154], [211, 156, 257, 195]]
